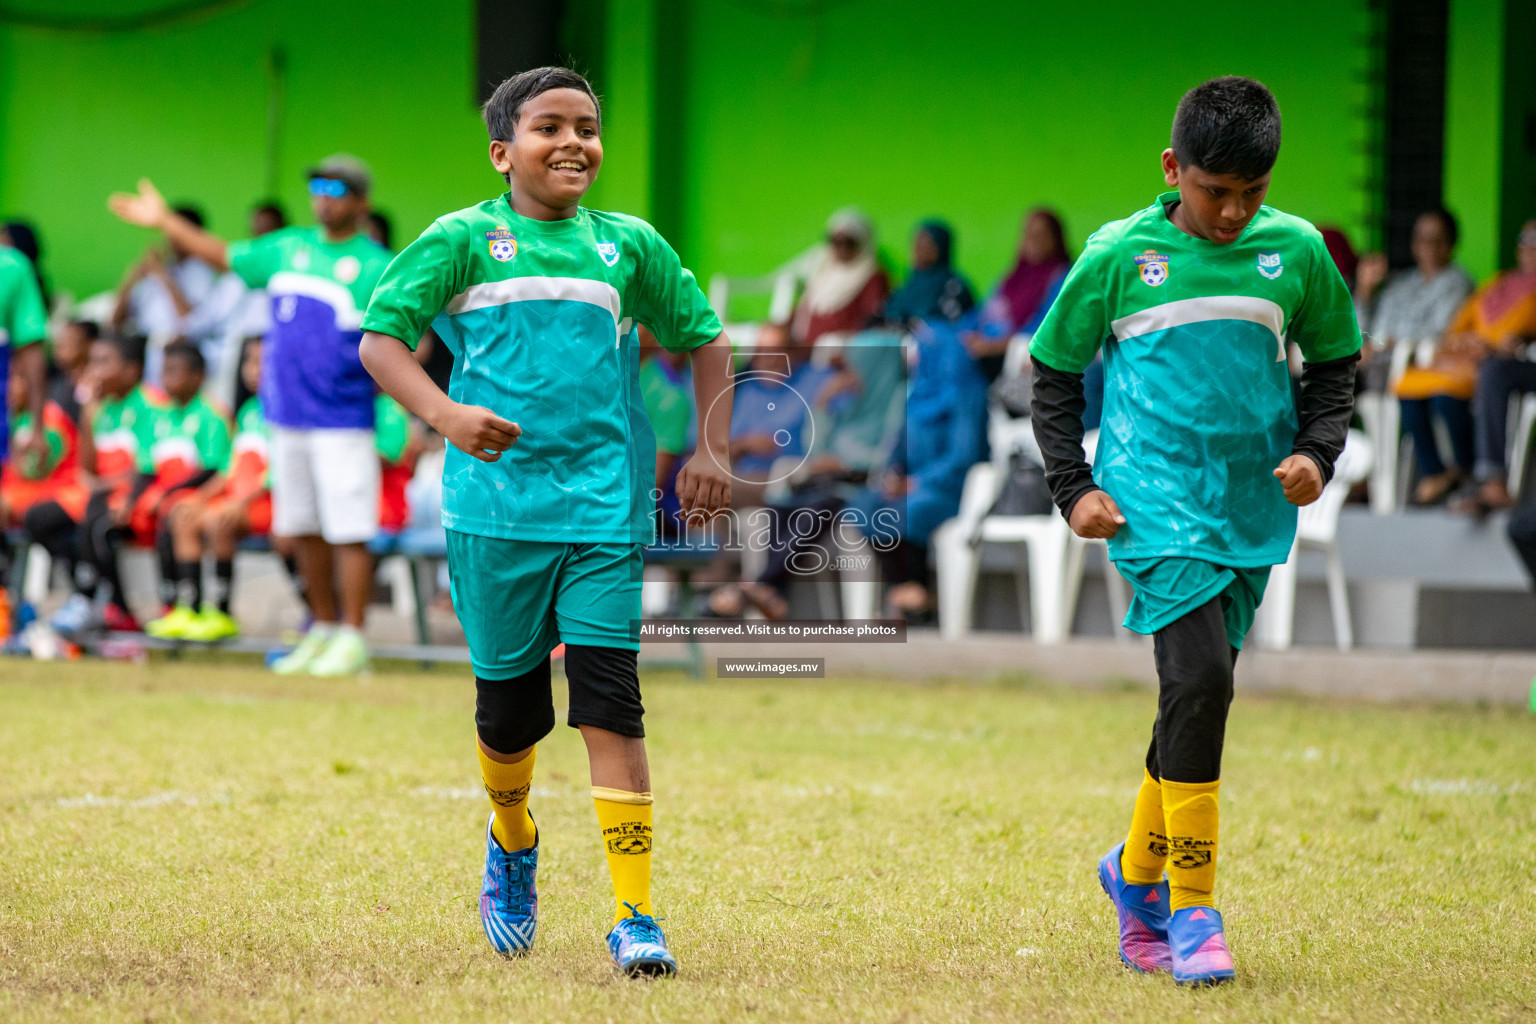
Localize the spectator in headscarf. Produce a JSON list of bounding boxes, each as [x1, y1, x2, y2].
[[884, 219, 974, 329], [782, 208, 889, 346], [966, 208, 1071, 382], [0, 220, 49, 309]]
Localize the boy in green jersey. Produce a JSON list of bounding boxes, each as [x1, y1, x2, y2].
[[1029, 77, 1360, 984], [358, 68, 735, 976]]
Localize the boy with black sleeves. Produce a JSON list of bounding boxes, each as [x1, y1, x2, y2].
[[1030, 77, 1359, 984]]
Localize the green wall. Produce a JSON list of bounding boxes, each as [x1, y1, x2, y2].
[[1445, 0, 1504, 280], [674, 0, 1374, 297], [0, 0, 501, 299], [0, 0, 1406, 306]]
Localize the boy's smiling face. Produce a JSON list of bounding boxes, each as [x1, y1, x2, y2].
[[492, 87, 603, 220], [1161, 148, 1270, 244]]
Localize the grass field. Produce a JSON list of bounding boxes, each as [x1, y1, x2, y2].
[[1, 657, 1533, 1023]]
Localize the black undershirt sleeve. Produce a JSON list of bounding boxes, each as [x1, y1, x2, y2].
[[1291, 353, 1359, 484], [1030, 359, 1100, 521]]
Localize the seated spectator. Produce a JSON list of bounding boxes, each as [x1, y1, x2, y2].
[[965, 208, 1071, 383], [709, 333, 906, 619], [849, 320, 988, 619], [1461, 220, 1536, 510], [0, 359, 87, 601], [724, 338, 827, 508], [1354, 210, 1475, 504], [778, 209, 889, 346], [146, 339, 272, 641], [48, 319, 97, 424], [883, 220, 974, 329], [26, 334, 162, 634], [111, 206, 244, 381], [1320, 226, 1359, 287]]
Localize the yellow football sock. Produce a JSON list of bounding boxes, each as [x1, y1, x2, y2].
[[1162, 777, 1220, 911], [1122, 769, 1169, 886], [478, 744, 537, 852], [593, 787, 654, 922]]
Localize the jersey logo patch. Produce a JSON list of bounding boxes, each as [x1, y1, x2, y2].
[[486, 228, 517, 263], [1257, 251, 1283, 279], [1134, 251, 1169, 287], [333, 255, 361, 284], [596, 241, 620, 267]]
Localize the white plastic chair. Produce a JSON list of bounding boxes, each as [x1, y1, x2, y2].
[[1506, 393, 1536, 496], [1256, 430, 1374, 651], [936, 430, 1099, 645], [1357, 339, 1417, 514]]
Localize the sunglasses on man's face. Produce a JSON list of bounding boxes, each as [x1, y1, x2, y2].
[[308, 177, 351, 198]]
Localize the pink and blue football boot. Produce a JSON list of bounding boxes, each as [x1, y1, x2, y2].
[[607, 901, 678, 978], [1168, 905, 1235, 986], [1097, 842, 1173, 973]]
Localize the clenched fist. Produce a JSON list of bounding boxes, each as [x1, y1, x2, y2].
[[1273, 454, 1323, 506], [438, 403, 522, 463], [1069, 489, 1126, 540]]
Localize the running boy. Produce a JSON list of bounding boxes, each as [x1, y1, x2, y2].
[[1029, 77, 1359, 985], [357, 67, 734, 976], [108, 155, 391, 676]]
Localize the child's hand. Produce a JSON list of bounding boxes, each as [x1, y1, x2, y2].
[[439, 403, 521, 462], [1273, 454, 1323, 506], [1069, 489, 1125, 539], [676, 451, 732, 520]]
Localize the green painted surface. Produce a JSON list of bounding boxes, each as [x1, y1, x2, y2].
[[676, 0, 1374, 295], [0, 0, 1413, 306], [0, 0, 499, 299], [1444, 0, 1505, 280]]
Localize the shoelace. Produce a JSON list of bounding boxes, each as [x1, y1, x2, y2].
[[617, 901, 665, 944]]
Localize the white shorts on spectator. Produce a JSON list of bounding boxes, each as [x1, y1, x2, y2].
[[271, 427, 380, 544]]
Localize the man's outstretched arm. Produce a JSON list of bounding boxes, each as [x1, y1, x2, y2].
[[108, 179, 230, 272]]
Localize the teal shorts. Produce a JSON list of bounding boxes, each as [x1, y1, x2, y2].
[[445, 531, 643, 679], [1115, 557, 1272, 650]]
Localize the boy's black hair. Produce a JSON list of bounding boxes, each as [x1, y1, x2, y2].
[[482, 66, 602, 142], [1420, 207, 1460, 246], [173, 205, 206, 229], [95, 332, 146, 367], [163, 339, 206, 375], [1171, 76, 1282, 180], [66, 318, 101, 341], [252, 200, 287, 226], [365, 210, 393, 250]]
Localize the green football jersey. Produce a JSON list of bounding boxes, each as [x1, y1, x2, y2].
[[93, 385, 165, 477], [0, 246, 48, 464], [147, 392, 231, 481], [361, 196, 722, 544], [1030, 192, 1361, 567]]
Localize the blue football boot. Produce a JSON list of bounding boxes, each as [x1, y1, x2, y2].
[[1168, 905, 1236, 986], [606, 901, 678, 977], [480, 813, 538, 955], [1097, 841, 1173, 973]]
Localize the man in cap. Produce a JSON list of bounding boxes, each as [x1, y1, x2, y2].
[[109, 155, 392, 675]]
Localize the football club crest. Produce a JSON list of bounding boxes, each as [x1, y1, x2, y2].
[[596, 241, 620, 267], [486, 228, 517, 262], [332, 255, 361, 284], [1134, 250, 1170, 287], [1257, 251, 1284, 280]]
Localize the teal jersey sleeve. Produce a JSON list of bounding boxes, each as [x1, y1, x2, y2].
[[361, 222, 462, 350], [630, 226, 722, 353], [1287, 230, 1364, 363], [0, 250, 48, 346], [1028, 229, 1116, 374]]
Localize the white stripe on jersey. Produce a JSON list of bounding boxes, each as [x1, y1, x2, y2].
[[268, 271, 365, 329], [445, 276, 622, 326], [1111, 295, 1286, 361]]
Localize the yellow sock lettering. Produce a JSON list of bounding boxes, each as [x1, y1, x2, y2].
[[1161, 777, 1220, 911], [1122, 769, 1169, 886], [478, 744, 537, 852], [593, 786, 653, 923]]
